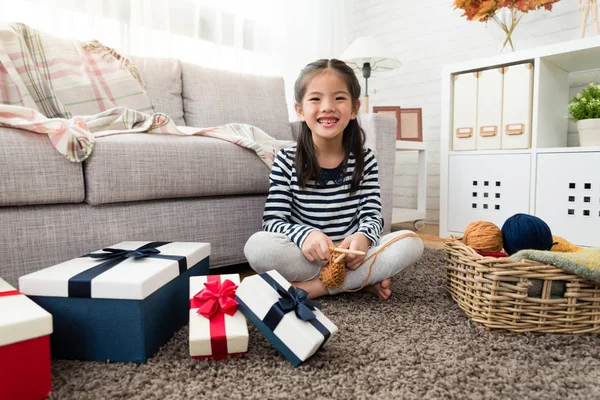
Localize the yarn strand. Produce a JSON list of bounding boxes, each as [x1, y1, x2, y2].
[[320, 233, 457, 292]]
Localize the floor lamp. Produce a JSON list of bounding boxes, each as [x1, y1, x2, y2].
[[339, 36, 402, 113]]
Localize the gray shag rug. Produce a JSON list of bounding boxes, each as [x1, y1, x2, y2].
[[51, 249, 600, 399]]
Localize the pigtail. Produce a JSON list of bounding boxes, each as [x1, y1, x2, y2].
[[295, 122, 321, 188], [344, 119, 365, 194]]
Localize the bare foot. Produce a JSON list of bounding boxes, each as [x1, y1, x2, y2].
[[292, 277, 329, 299], [362, 278, 392, 300]]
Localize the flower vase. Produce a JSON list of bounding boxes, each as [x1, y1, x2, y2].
[[490, 8, 523, 53]]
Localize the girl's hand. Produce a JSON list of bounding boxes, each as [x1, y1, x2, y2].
[[337, 233, 370, 270], [302, 231, 334, 262]]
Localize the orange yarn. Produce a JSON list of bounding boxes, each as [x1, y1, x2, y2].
[[462, 221, 503, 253]]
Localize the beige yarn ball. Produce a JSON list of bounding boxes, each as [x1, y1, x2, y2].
[[462, 221, 503, 253]]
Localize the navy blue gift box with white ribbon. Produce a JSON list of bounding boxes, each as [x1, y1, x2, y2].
[[19, 241, 210, 363], [235, 270, 338, 367]]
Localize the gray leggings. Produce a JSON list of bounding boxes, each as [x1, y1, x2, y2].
[[243, 230, 424, 295]]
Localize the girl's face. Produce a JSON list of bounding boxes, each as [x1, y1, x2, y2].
[[295, 69, 359, 146]]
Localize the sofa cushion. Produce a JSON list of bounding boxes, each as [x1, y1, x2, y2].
[[83, 134, 271, 206], [130, 56, 186, 126], [181, 64, 293, 141], [0, 128, 84, 206]]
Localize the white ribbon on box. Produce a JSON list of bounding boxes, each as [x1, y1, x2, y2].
[[235, 270, 338, 365], [189, 274, 248, 358], [0, 278, 52, 347], [19, 242, 210, 300]]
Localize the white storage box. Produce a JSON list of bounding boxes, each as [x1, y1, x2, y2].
[[502, 63, 533, 149], [452, 71, 479, 151], [476, 68, 504, 150]]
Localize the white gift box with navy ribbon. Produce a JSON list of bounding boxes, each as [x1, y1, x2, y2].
[[19, 241, 210, 363], [235, 270, 338, 367], [189, 274, 248, 359], [1, 278, 53, 400]]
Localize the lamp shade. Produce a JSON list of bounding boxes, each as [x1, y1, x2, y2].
[[339, 36, 401, 71]]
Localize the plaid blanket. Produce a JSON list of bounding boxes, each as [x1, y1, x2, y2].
[[0, 23, 292, 167], [0, 22, 153, 117], [0, 105, 289, 167]]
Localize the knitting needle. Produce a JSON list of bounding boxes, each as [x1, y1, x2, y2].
[[334, 253, 346, 264], [332, 248, 366, 256]]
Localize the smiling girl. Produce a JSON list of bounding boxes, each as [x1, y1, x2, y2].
[[244, 59, 423, 300]]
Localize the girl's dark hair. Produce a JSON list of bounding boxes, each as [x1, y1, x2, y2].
[[293, 59, 365, 193]]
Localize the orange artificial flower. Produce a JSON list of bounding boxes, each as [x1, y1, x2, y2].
[[453, 0, 560, 22]]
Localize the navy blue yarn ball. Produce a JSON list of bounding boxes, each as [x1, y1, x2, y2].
[[501, 213, 553, 255]]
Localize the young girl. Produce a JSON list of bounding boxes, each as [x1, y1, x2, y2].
[[244, 59, 423, 300]]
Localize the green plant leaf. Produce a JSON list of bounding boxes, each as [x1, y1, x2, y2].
[[568, 83, 600, 122]]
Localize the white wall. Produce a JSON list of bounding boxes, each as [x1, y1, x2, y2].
[[278, 0, 350, 120], [347, 0, 585, 223]]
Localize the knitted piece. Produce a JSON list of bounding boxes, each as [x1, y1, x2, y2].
[[319, 249, 346, 288], [551, 236, 583, 253]]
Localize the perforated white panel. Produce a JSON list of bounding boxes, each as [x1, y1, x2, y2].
[[448, 154, 531, 232], [536, 152, 600, 247]]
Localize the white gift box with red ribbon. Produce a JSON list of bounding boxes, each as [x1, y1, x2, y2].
[[189, 274, 248, 359]]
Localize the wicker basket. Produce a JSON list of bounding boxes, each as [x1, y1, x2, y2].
[[445, 237, 600, 334]]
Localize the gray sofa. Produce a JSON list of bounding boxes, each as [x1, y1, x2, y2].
[[0, 56, 397, 286]]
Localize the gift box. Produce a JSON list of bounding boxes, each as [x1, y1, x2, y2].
[[235, 270, 338, 367], [19, 241, 210, 363], [0, 278, 53, 400], [189, 274, 248, 359]]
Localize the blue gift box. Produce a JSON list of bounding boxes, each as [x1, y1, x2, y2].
[[19, 241, 210, 363], [235, 270, 338, 367]]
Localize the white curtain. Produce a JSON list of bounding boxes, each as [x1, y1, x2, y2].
[[0, 0, 349, 117], [275, 0, 350, 119]]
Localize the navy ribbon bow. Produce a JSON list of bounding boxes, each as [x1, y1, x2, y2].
[[259, 273, 330, 350], [87, 247, 161, 260], [68, 241, 186, 298], [273, 285, 321, 322]]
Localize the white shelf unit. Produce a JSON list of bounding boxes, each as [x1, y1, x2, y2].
[[440, 36, 600, 247], [393, 140, 427, 230]]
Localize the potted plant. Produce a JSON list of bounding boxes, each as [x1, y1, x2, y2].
[[568, 82, 600, 147]]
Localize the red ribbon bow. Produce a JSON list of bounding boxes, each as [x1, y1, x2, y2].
[[191, 278, 238, 319]]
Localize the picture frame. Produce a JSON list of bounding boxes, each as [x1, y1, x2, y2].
[[372, 106, 401, 140], [399, 108, 423, 142]]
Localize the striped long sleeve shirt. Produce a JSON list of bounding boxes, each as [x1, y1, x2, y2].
[[262, 145, 384, 248]]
